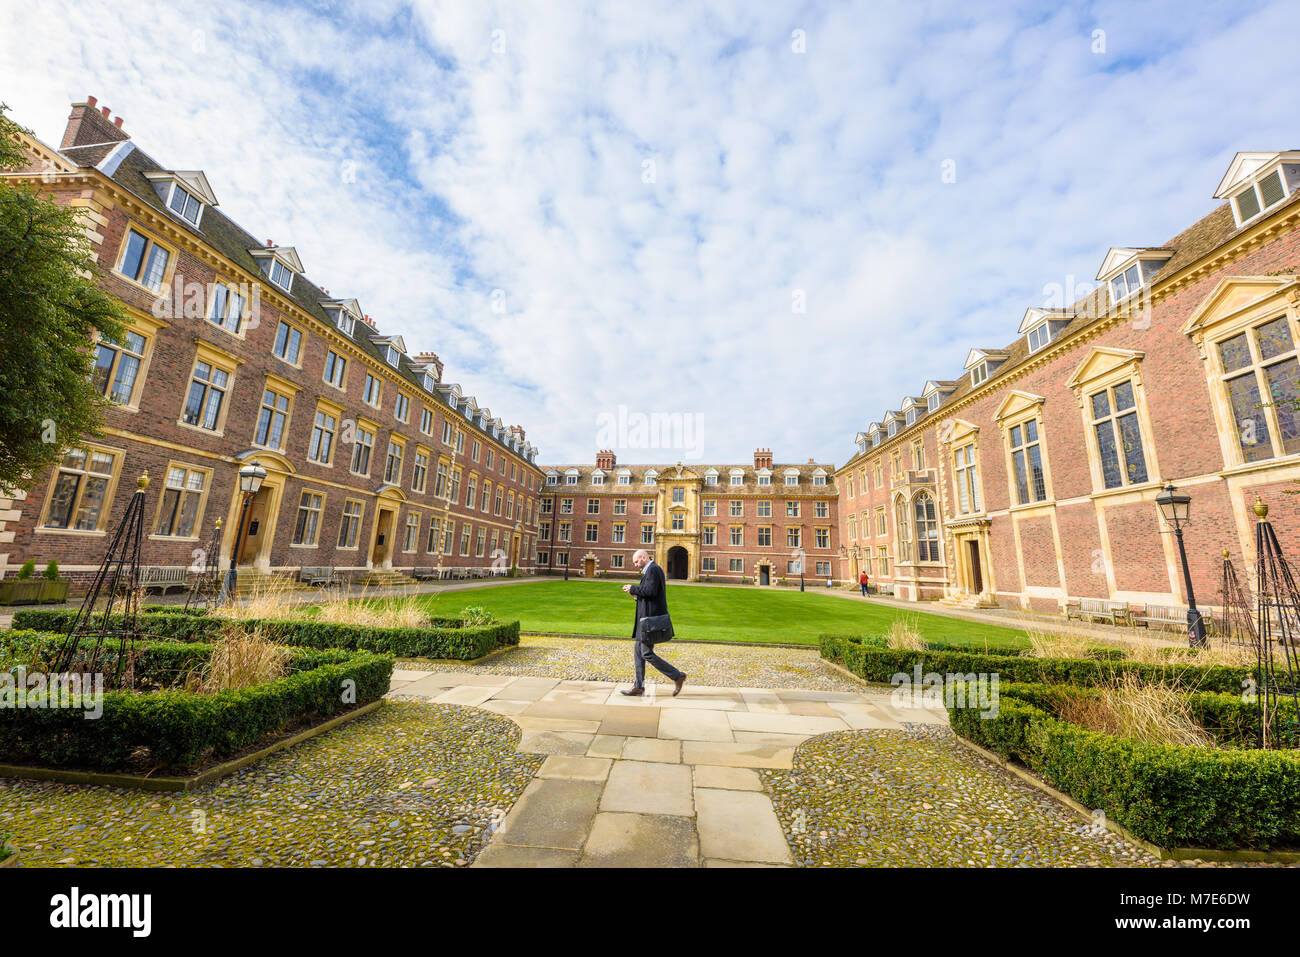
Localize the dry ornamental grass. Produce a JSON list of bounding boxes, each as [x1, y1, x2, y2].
[[886, 616, 926, 651], [193, 626, 292, 694], [1055, 672, 1215, 748]]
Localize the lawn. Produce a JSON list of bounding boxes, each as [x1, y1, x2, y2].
[[416, 580, 1030, 649]]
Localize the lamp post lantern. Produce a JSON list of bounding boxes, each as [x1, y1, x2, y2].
[[1155, 483, 1207, 649], [222, 460, 267, 603]]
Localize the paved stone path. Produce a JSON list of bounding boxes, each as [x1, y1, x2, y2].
[[388, 668, 948, 867]]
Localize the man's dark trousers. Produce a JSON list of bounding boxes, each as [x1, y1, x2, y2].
[[635, 634, 684, 688]]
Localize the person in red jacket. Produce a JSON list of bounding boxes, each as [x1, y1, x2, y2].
[[859, 569, 870, 597]]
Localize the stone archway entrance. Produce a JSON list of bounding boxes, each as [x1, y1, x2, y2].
[[666, 546, 688, 580]]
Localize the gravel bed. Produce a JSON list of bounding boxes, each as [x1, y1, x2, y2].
[[759, 725, 1284, 868], [398, 634, 868, 692], [0, 699, 542, 868]]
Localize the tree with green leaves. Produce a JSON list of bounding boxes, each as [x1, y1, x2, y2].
[[0, 103, 125, 492]]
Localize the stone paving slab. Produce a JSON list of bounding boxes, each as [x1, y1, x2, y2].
[[474, 845, 582, 868], [516, 730, 595, 755], [621, 737, 682, 763], [727, 711, 851, 736], [600, 761, 695, 816], [537, 755, 614, 782], [598, 708, 662, 737], [695, 788, 793, 865], [587, 734, 627, 758], [680, 741, 796, 769], [495, 778, 604, 850], [515, 715, 603, 733], [658, 709, 735, 742], [692, 766, 763, 791], [579, 813, 699, 868]]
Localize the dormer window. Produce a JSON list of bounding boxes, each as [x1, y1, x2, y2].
[[546, 473, 559, 485], [905, 408, 917, 426], [1233, 169, 1287, 223], [1109, 263, 1143, 304], [269, 259, 293, 292], [1028, 324, 1053, 352], [645, 470, 658, 486], [336, 313, 355, 336], [421, 373, 436, 392], [729, 469, 743, 486], [383, 345, 400, 368], [971, 363, 990, 386], [144, 171, 216, 229], [166, 183, 203, 225], [927, 394, 940, 413], [888, 420, 899, 436], [1215, 152, 1300, 229]]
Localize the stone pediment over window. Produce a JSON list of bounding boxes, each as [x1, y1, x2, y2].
[[1066, 347, 1146, 404], [1182, 276, 1300, 354], [937, 417, 980, 446], [993, 390, 1046, 423]]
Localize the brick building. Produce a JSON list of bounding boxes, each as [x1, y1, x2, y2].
[[537, 450, 839, 583], [1, 97, 545, 586], [838, 150, 1300, 612]]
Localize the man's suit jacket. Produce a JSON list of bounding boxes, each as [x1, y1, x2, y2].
[[630, 560, 674, 641]]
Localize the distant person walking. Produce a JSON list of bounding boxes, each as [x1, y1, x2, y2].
[[621, 549, 686, 697], [859, 570, 870, 597]]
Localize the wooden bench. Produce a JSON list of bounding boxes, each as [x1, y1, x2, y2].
[[140, 566, 191, 595], [410, 567, 441, 581], [1136, 603, 1189, 631], [1066, 598, 1132, 626], [298, 566, 343, 587]]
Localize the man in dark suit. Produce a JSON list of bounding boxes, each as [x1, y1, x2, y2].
[[621, 549, 686, 697]]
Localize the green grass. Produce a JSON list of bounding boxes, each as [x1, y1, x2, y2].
[[412, 580, 1030, 649]]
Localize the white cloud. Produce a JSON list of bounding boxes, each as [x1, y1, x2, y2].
[[1, 0, 1295, 465]]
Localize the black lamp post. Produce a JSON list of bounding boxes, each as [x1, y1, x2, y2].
[[1155, 483, 1207, 649], [793, 546, 806, 592], [222, 460, 267, 604]]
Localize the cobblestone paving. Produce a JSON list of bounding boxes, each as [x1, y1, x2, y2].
[[0, 699, 541, 867], [399, 634, 867, 692], [760, 725, 1286, 868]]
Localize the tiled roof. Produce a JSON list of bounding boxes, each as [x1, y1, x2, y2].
[[542, 462, 837, 494], [66, 142, 539, 463], [842, 186, 1300, 471]]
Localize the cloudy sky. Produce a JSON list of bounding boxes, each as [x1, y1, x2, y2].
[[2, 0, 1296, 465]]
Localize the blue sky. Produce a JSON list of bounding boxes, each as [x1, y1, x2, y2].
[[2, 0, 1297, 465]]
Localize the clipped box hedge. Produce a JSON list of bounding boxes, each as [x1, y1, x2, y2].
[[819, 633, 1251, 695], [0, 630, 393, 772], [949, 681, 1300, 850], [11, 608, 519, 660]]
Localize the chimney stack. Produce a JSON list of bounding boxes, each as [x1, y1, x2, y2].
[[596, 450, 616, 470], [414, 351, 444, 381], [60, 95, 131, 150], [754, 448, 772, 470]]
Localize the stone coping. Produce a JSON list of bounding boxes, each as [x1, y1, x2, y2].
[[954, 733, 1300, 864], [0, 700, 384, 793]]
